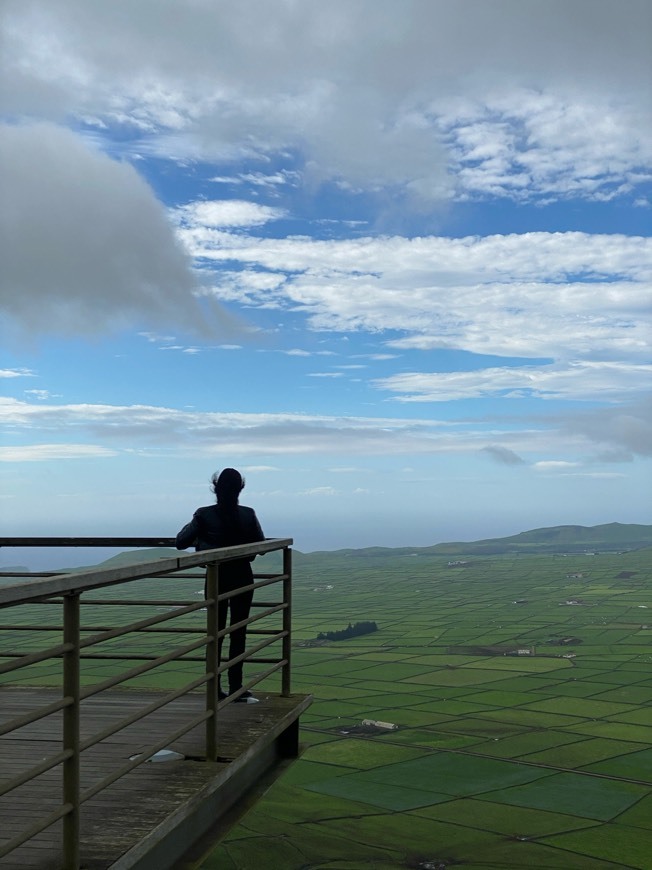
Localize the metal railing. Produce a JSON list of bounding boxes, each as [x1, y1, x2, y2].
[[0, 537, 293, 869]]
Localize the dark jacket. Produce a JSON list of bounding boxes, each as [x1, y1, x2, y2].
[[176, 504, 264, 583]]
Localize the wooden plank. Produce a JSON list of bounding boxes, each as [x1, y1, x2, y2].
[[0, 686, 310, 869]]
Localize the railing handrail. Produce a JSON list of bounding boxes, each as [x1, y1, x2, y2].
[[0, 537, 177, 547], [0, 538, 292, 607], [0, 536, 294, 867]]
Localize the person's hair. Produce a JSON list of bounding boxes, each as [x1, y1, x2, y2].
[[211, 468, 245, 507], [211, 468, 245, 543]]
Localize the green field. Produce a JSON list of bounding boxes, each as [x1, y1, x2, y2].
[[2, 543, 651, 868]]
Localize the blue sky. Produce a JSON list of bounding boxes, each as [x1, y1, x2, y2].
[[1, 0, 651, 561]]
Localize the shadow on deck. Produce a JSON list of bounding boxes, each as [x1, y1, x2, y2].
[[1, 687, 312, 869]]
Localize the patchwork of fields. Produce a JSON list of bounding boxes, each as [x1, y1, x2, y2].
[[208, 548, 652, 869], [2, 546, 651, 868]]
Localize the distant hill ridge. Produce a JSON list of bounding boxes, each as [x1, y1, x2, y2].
[[3, 524, 650, 579], [301, 523, 652, 558]]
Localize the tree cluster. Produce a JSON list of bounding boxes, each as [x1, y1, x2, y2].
[[316, 621, 378, 641]]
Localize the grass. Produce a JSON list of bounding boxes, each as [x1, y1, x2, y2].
[[1, 545, 651, 868]]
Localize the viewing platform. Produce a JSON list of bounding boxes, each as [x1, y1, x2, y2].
[[0, 537, 312, 869]]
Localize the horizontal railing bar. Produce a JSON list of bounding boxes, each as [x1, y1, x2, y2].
[[79, 637, 209, 701], [0, 651, 202, 662], [144, 574, 205, 580], [81, 598, 200, 605], [3, 576, 285, 611], [213, 575, 287, 605], [80, 709, 211, 804], [0, 651, 205, 662], [229, 661, 286, 702], [248, 658, 284, 664], [0, 749, 73, 798], [0, 802, 73, 860], [0, 621, 283, 669], [216, 631, 287, 676], [13, 594, 202, 606], [0, 538, 292, 607], [0, 626, 283, 663], [0, 641, 73, 675], [215, 603, 285, 641], [79, 673, 209, 752], [0, 622, 203, 632], [0, 624, 281, 643], [78, 600, 207, 650], [0, 572, 62, 578], [0, 537, 177, 547], [1, 651, 284, 666], [0, 695, 74, 737]]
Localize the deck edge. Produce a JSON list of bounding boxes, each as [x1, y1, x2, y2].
[[107, 693, 313, 870]]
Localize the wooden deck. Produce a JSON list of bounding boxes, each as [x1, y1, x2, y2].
[[0, 687, 312, 870]]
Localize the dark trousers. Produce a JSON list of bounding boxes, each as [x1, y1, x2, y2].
[[216, 578, 254, 692]]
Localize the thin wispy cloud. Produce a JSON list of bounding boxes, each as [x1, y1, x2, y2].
[[1, 368, 35, 378], [377, 362, 652, 403], [173, 199, 286, 229], [0, 444, 117, 462], [2, 396, 649, 462]]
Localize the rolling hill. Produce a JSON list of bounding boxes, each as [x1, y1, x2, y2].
[[300, 522, 652, 558]]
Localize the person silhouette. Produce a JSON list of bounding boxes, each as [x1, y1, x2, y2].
[[176, 468, 264, 701]]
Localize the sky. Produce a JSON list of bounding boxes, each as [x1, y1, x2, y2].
[[1, 0, 651, 565]]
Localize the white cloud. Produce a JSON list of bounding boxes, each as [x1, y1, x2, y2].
[[534, 460, 579, 471], [24, 390, 56, 401], [377, 362, 652, 403], [434, 90, 652, 202], [352, 354, 398, 361], [0, 122, 227, 337], [0, 368, 35, 378], [301, 486, 338, 497], [138, 332, 177, 343], [0, 444, 117, 461], [210, 170, 300, 191], [2, 394, 649, 461], [181, 228, 651, 366], [328, 466, 368, 474], [173, 199, 286, 229]]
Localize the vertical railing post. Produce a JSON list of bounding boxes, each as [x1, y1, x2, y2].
[[205, 561, 219, 762], [62, 591, 80, 870], [281, 546, 292, 697]]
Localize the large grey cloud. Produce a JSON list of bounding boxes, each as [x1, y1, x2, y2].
[[2, 1, 650, 202], [556, 397, 652, 459], [4, 1, 649, 109], [0, 123, 226, 336]]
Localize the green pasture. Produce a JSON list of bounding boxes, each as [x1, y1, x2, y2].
[[1, 547, 651, 868]]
